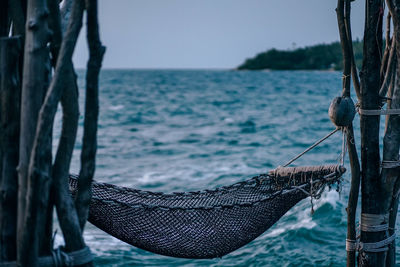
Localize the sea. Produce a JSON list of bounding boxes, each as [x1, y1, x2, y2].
[[53, 69, 399, 266]]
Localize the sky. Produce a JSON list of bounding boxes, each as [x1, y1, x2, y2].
[[73, 0, 366, 69]]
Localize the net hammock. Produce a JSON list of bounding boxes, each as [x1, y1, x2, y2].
[[69, 164, 345, 259]]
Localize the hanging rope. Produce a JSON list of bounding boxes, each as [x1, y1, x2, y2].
[[282, 128, 341, 167], [340, 128, 348, 166], [279, 127, 345, 215]]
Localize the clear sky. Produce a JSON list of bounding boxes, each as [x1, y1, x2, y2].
[[73, 0, 365, 69]]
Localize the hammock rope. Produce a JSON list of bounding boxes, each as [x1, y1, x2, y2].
[[282, 128, 341, 167]]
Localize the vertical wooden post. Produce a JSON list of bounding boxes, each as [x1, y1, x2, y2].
[[336, 1, 361, 266], [382, 78, 400, 266], [0, 36, 21, 262], [0, 0, 100, 265], [17, 0, 51, 265], [383, 4, 400, 267], [75, 0, 106, 230], [41, 0, 89, 258], [359, 0, 385, 266]]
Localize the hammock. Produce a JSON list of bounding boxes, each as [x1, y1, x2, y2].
[[69, 164, 345, 259]]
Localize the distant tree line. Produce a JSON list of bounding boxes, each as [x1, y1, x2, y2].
[[237, 40, 363, 71]]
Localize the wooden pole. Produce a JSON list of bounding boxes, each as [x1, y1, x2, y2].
[[0, 0, 100, 265], [29, 0, 88, 257], [75, 0, 105, 230], [336, 2, 361, 266], [382, 71, 400, 266], [0, 36, 21, 262], [382, 4, 400, 266], [17, 0, 51, 264], [359, 0, 385, 265]]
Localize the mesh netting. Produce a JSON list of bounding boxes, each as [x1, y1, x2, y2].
[[69, 165, 345, 259]]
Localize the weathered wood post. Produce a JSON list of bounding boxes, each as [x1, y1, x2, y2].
[[337, 1, 400, 266], [75, 0, 105, 230], [359, 1, 390, 266], [382, 2, 400, 266], [336, 1, 361, 266], [0, 36, 21, 262], [17, 0, 52, 264], [0, 0, 104, 265]]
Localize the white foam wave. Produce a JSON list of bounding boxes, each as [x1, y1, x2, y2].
[[314, 189, 340, 210], [109, 105, 124, 111], [265, 189, 340, 238], [224, 117, 234, 124]]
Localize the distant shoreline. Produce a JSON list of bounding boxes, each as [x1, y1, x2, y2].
[[237, 40, 363, 71], [78, 68, 342, 72]]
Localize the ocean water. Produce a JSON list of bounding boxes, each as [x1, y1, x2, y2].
[[55, 70, 398, 266]]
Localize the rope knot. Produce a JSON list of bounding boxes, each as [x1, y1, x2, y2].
[[51, 247, 72, 267], [49, 246, 92, 267]]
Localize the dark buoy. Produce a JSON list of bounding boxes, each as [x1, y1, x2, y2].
[[328, 97, 356, 127]]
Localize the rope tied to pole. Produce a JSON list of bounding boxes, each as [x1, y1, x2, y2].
[[360, 213, 390, 232], [381, 159, 400, 169], [279, 126, 346, 215], [280, 125, 345, 212], [359, 233, 396, 252], [357, 108, 400, 116], [282, 127, 342, 167], [346, 213, 396, 252]]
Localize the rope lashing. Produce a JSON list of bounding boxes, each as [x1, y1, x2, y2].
[[0, 246, 93, 267], [276, 165, 344, 199], [359, 233, 396, 253], [382, 159, 400, 169], [346, 213, 395, 252], [342, 74, 351, 89], [346, 239, 358, 252], [357, 108, 400, 116], [360, 213, 389, 232], [346, 233, 396, 252]]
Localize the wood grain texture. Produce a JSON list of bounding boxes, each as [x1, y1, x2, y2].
[[17, 0, 51, 264]]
